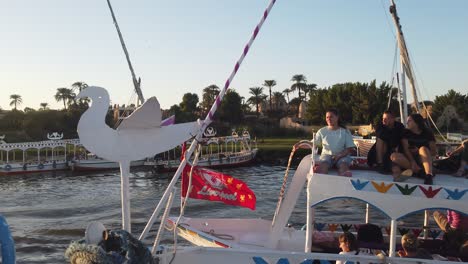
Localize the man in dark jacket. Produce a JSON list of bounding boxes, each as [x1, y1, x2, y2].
[[368, 110, 405, 173]]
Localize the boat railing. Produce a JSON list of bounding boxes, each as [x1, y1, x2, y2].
[[156, 246, 461, 264]]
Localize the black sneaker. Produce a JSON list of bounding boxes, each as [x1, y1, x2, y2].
[[424, 174, 433, 185]]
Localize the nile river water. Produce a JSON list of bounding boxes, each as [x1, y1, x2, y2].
[[1, 164, 421, 263]]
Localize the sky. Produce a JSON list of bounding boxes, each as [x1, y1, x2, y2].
[[1, 0, 467, 111]]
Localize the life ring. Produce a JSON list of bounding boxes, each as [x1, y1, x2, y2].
[[38, 163, 44, 170], [22, 164, 27, 171], [4, 164, 12, 171], [0, 215, 16, 264], [52, 161, 57, 168]]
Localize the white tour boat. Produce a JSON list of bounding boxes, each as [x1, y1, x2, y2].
[[0, 133, 79, 175], [144, 128, 258, 172], [59, 0, 467, 263]]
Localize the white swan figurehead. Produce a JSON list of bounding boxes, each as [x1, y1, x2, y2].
[[76, 86, 201, 162]]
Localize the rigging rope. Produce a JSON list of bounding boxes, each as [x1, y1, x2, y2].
[[106, 0, 144, 105]]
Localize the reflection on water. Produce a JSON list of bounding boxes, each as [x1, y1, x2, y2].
[[0, 165, 424, 263]]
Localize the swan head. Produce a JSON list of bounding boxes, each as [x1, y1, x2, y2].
[[76, 86, 110, 107]]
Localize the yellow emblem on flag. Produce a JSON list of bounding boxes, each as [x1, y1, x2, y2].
[[240, 194, 245, 202], [248, 194, 253, 200], [236, 183, 243, 190], [227, 177, 233, 184]]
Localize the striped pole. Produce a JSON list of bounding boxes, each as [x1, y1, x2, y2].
[[205, 0, 277, 126], [140, 0, 278, 241]]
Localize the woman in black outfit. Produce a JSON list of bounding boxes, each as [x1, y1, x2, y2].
[[390, 114, 436, 184]]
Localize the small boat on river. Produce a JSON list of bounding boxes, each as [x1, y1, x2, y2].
[[143, 128, 258, 172], [0, 133, 79, 175]]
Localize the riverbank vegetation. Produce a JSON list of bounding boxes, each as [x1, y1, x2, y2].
[[1, 77, 466, 143]]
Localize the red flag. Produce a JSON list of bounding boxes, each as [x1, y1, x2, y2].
[[181, 165, 256, 210], [180, 142, 186, 161]]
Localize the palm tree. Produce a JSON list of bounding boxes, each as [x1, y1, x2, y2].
[[263, 80, 276, 113], [40, 102, 48, 110], [71, 81, 88, 93], [303, 83, 317, 101], [71, 81, 89, 106], [290, 74, 307, 102], [282, 88, 291, 104], [247, 87, 266, 117], [55, 88, 74, 110], [201, 84, 220, 115], [272, 92, 284, 111], [282, 88, 292, 115], [9, 94, 22, 110]]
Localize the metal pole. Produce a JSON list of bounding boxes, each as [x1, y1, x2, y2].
[[365, 203, 370, 224], [423, 210, 429, 239], [389, 219, 397, 257], [152, 190, 175, 253], [139, 0, 278, 240]]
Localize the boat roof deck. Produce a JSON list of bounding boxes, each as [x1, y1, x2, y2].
[[346, 169, 468, 189]]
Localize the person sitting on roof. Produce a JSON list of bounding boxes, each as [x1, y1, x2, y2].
[[398, 233, 433, 259], [313, 108, 356, 177], [390, 114, 436, 184], [446, 139, 468, 178], [336, 232, 362, 264], [367, 110, 405, 174]]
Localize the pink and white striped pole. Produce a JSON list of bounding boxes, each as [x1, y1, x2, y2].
[[205, 0, 277, 126], [140, 0, 278, 241]]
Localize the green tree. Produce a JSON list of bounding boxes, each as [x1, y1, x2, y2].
[[24, 107, 35, 113], [218, 90, 243, 124], [171, 93, 200, 123], [303, 83, 317, 101], [272, 92, 284, 112], [40, 103, 49, 110], [247, 87, 266, 117], [55, 88, 75, 110], [71, 81, 88, 93], [432, 89, 467, 122], [282, 88, 291, 104], [290, 74, 307, 102], [9, 94, 22, 110], [201, 84, 220, 115], [263, 80, 276, 113], [71, 81, 89, 106]]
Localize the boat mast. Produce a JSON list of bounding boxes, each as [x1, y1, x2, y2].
[[106, 0, 145, 105], [389, 0, 419, 115]]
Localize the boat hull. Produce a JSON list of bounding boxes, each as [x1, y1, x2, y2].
[[0, 161, 68, 175], [70, 159, 145, 171], [149, 149, 258, 172]]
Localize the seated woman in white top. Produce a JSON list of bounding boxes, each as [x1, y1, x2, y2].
[[314, 108, 356, 177]]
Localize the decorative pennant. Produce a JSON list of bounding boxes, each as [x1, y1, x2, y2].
[[350, 179, 369, 190], [340, 224, 352, 232], [371, 181, 394, 193], [419, 186, 442, 198], [315, 223, 326, 232], [395, 184, 418, 195], [444, 188, 467, 200], [328, 224, 338, 232]]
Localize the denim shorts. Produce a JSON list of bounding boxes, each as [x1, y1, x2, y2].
[[319, 154, 352, 167]]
